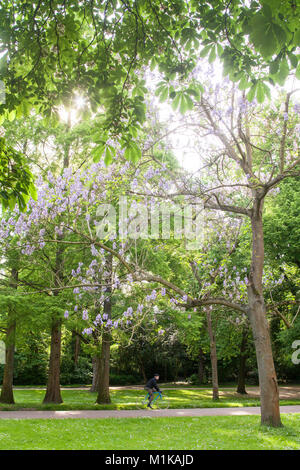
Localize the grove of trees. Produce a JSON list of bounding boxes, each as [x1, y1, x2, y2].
[[0, 0, 299, 429]]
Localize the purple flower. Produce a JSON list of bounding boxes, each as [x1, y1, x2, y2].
[[150, 290, 157, 300], [82, 327, 93, 335], [82, 309, 89, 320], [137, 304, 144, 313], [293, 103, 300, 114]]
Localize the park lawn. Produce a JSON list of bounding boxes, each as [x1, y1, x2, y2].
[[0, 415, 299, 450], [0, 388, 299, 411]]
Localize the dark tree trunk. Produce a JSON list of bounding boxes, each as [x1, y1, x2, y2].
[[236, 328, 248, 395], [198, 347, 205, 384], [206, 311, 219, 400], [90, 355, 101, 393], [0, 320, 16, 404], [73, 332, 81, 366], [139, 360, 147, 383], [43, 321, 63, 404], [247, 200, 281, 427], [0, 267, 18, 404], [96, 331, 111, 403], [174, 359, 179, 383], [96, 253, 112, 404]]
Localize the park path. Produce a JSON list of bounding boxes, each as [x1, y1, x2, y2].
[[0, 405, 300, 419]]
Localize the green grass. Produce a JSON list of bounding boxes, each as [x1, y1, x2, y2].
[[0, 415, 299, 450], [0, 388, 299, 411]]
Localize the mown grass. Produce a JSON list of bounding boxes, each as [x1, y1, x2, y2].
[[0, 388, 299, 411], [0, 414, 299, 450]]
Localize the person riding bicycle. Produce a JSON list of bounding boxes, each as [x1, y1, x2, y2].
[[144, 373, 161, 409]]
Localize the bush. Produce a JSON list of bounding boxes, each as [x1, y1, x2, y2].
[[13, 352, 48, 385], [109, 373, 142, 386], [187, 373, 200, 385], [60, 357, 93, 385]]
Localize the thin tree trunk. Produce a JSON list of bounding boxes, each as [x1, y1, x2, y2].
[[0, 319, 16, 404], [236, 328, 248, 394], [206, 311, 219, 400], [73, 332, 81, 366], [96, 253, 112, 404], [43, 321, 63, 403], [90, 355, 101, 392], [0, 267, 18, 404], [198, 347, 205, 384], [139, 360, 147, 383], [43, 228, 65, 403], [43, 120, 71, 404], [247, 201, 281, 427]]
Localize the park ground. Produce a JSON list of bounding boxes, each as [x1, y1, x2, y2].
[[0, 384, 299, 450], [0, 415, 299, 450], [0, 383, 299, 411]]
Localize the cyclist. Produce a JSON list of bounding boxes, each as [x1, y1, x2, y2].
[[144, 373, 161, 409]]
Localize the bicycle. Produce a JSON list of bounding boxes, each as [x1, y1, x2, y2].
[[136, 390, 170, 409]]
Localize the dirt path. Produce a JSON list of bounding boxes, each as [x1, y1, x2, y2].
[[0, 405, 300, 420]]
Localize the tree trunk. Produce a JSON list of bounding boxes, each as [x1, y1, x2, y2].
[[247, 201, 281, 427], [236, 328, 248, 394], [96, 253, 112, 404], [73, 332, 81, 366], [206, 311, 219, 400], [198, 347, 205, 384], [96, 331, 111, 403], [139, 360, 147, 383], [43, 129, 70, 404], [43, 321, 63, 404], [0, 320, 16, 404], [0, 267, 18, 404], [90, 355, 101, 393]]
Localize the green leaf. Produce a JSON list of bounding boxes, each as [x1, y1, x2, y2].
[[269, 59, 280, 75], [159, 86, 169, 103], [274, 58, 290, 85], [186, 87, 201, 100], [262, 82, 271, 100], [171, 93, 181, 111], [217, 44, 223, 57], [294, 29, 300, 47], [199, 45, 212, 58], [91, 144, 105, 162], [208, 46, 216, 64], [250, 13, 279, 58], [246, 83, 257, 102], [256, 82, 265, 103], [8, 109, 16, 122], [104, 147, 113, 166], [183, 94, 194, 111], [238, 75, 251, 90], [288, 53, 298, 69], [124, 142, 141, 163]]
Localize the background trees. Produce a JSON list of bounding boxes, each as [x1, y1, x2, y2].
[[0, 1, 299, 430]]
